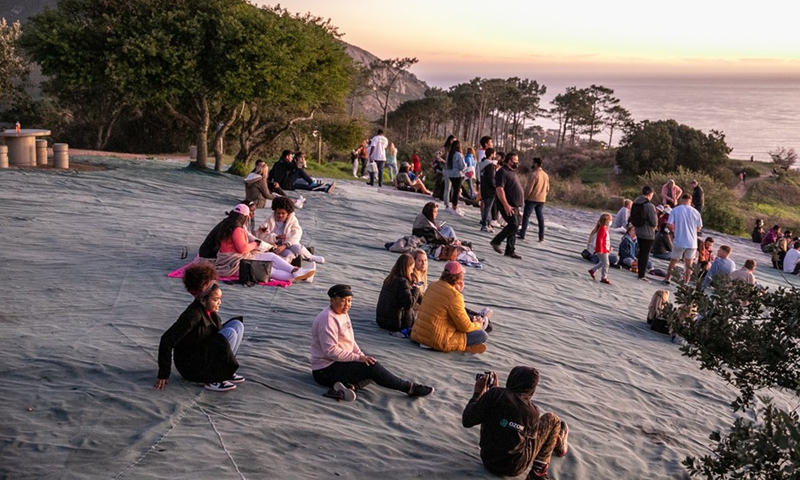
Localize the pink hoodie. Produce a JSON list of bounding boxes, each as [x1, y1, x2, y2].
[[310, 306, 364, 370]]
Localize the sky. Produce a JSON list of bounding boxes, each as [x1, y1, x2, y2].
[[259, 0, 800, 88]]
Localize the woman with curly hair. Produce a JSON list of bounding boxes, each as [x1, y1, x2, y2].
[[256, 196, 325, 265]]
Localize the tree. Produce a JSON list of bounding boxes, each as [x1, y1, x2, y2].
[[583, 85, 619, 143], [549, 87, 591, 147], [768, 147, 797, 171], [605, 105, 632, 146], [369, 57, 418, 130], [616, 119, 731, 176], [668, 277, 800, 479], [0, 18, 31, 109]]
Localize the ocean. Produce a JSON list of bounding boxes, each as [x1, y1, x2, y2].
[[533, 75, 800, 163]]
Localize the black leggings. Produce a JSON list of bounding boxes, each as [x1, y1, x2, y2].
[[313, 361, 411, 392], [449, 177, 463, 208]]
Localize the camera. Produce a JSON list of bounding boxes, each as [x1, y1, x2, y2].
[[475, 371, 497, 388]]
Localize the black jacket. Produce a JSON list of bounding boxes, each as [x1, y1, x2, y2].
[[376, 277, 420, 332], [269, 159, 297, 190], [462, 366, 541, 477], [157, 300, 239, 384], [480, 162, 497, 198], [198, 218, 226, 259]]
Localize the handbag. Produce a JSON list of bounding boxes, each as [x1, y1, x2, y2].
[[437, 245, 458, 261], [366, 161, 378, 173], [238, 259, 272, 286]]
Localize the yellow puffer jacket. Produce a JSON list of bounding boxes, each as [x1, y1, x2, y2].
[[410, 280, 480, 352]]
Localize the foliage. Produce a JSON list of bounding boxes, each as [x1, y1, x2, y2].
[[0, 18, 31, 108], [735, 165, 762, 180], [667, 277, 800, 479], [549, 177, 619, 210], [769, 147, 798, 171], [616, 120, 732, 176], [369, 57, 418, 130], [638, 168, 746, 235], [319, 116, 369, 153]]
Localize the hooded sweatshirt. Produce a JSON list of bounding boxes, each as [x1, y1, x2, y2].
[[244, 172, 274, 208], [632, 195, 658, 240], [462, 366, 541, 477]]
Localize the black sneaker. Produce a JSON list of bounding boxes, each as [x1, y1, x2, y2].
[[407, 383, 435, 397], [205, 381, 236, 392], [527, 460, 550, 479], [230, 373, 246, 384]]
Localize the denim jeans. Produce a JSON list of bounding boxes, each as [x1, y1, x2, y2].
[[466, 329, 488, 346], [442, 176, 451, 207], [520, 201, 545, 240], [312, 361, 411, 392], [480, 196, 495, 227], [218, 319, 244, 355], [387, 163, 397, 181], [375, 161, 386, 186]]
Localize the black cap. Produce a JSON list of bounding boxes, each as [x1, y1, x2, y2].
[[642, 185, 653, 195], [327, 284, 353, 298]]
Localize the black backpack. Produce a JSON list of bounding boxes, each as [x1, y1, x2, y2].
[[630, 201, 646, 227]]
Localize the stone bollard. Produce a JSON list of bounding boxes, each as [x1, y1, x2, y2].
[[53, 143, 69, 169], [189, 145, 197, 160], [36, 139, 48, 166], [0, 145, 7, 169]]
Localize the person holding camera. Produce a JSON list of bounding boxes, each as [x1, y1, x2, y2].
[[462, 366, 568, 479]]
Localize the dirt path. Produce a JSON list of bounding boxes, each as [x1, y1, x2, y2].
[[733, 175, 772, 200]]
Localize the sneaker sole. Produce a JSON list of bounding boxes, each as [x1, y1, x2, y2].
[[556, 420, 569, 457], [294, 270, 316, 282], [205, 383, 236, 392], [465, 344, 487, 354], [333, 382, 356, 401]]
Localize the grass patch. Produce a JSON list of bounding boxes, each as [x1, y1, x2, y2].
[[580, 166, 610, 184]]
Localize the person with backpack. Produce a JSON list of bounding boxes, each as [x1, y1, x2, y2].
[[630, 186, 659, 283]]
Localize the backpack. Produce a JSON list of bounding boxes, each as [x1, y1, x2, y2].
[[630, 201, 646, 227]]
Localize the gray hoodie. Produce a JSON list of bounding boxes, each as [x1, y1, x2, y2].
[[633, 195, 658, 240]]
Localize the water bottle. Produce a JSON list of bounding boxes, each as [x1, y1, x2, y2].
[[15, 121, 20, 133]]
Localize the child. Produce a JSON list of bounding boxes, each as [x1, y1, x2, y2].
[[156, 262, 245, 392], [464, 147, 477, 200], [588, 213, 613, 285]]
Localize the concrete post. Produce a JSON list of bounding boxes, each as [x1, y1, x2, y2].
[[53, 143, 69, 169], [36, 139, 48, 166], [0, 145, 7, 169], [189, 145, 197, 160]]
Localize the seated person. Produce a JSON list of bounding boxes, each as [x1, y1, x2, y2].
[[410, 261, 488, 353], [656, 205, 671, 231], [244, 160, 274, 208], [376, 254, 421, 335], [412, 202, 461, 246], [751, 219, 765, 243], [617, 225, 653, 271], [611, 199, 632, 230], [760, 224, 781, 253], [213, 204, 316, 282], [462, 366, 568, 479], [652, 224, 674, 260], [784, 241, 800, 275], [310, 284, 434, 401], [256, 196, 325, 264], [701, 245, 736, 290], [156, 262, 244, 392], [729, 259, 757, 285], [199, 205, 246, 260], [412, 249, 428, 294], [394, 162, 431, 195], [774, 229, 793, 269], [696, 237, 715, 276], [269, 150, 335, 193]]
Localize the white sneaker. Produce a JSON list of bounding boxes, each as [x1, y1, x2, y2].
[[293, 264, 316, 282], [309, 255, 325, 264], [490, 220, 501, 228], [333, 382, 357, 401], [205, 381, 236, 392], [454, 207, 465, 217], [294, 196, 306, 209]]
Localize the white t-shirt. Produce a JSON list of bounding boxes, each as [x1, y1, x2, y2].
[[784, 248, 800, 272], [668, 204, 703, 249], [368, 135, 388, 161]]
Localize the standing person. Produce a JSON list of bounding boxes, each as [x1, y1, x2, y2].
[[310, 284, 434, 401], [663, 194, 703, 285], [464, 147, 478, 200], [156, 263, 244, 392], [477, 135, 493, 162], [489, 153, 524, 259], [690, 180, 705, 212], [445, 140, 467, 216], [462, 366, 568, 479], [518, 157, 550, 242], [368, 129, 389, 187], [587, 213, 613, 285], [385, 142, 398, 182], [479, 148, 498, 232], [358, 139, 369, 178], [350, 142, 364, 178], [661, 179, 682, 208], [631, 186, 659, 282], [701, 245, 736, 290], [435, 135, 457, 207]]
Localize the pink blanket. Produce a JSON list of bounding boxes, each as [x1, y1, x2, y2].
[[167, 258, 292, 288]]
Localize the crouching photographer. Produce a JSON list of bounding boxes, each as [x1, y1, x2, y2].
[[462, 366, 569, 479]]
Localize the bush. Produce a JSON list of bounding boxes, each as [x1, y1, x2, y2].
[[550, 178, 618, 211], [735, 165, 761, 180]]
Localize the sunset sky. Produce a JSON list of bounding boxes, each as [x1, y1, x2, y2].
[[261, 0, 800, 87]]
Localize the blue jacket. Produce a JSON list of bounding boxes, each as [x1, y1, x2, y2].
[[618, 234, 638, 262]]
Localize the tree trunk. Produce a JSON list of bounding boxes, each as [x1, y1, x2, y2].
[[194, 97, 210, 169]]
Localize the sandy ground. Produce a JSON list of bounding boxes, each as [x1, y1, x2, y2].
[[0, 156, 792, 479]]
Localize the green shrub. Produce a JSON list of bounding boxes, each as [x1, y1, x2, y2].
[[227, 160, 251, 177], [735, 165, 761, 179]]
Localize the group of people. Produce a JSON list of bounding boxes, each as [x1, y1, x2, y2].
[[756, 222, 800, 274]]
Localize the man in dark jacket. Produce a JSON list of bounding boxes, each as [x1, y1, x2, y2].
[[462, 366, 568, 479], [690, 180, 705, 212], [632, 185, 659, 282], [490, 152, 525, 259]]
